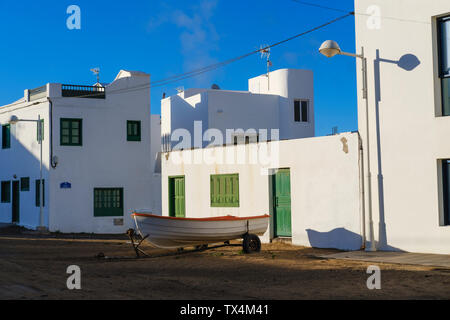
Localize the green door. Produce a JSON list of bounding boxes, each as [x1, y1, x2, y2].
[[169, 176, 185, 217], [273, 169, 292, 237], [12, 181, 20, 223]]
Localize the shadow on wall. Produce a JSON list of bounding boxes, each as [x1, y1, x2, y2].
[[306, 228, 363, 251], [306, 228, 404, 252], [372, 50, 420, 251]]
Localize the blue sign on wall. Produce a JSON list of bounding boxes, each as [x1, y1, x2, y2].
[[60, 182, 72, 189]]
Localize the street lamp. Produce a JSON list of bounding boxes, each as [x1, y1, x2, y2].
[[9, 114, 46, 232], [319, 40, 376, 252]]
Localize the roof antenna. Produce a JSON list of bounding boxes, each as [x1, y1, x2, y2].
[[259, 45, 272, 91], [90, 68, 100, 84]]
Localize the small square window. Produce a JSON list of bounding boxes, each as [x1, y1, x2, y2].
[[60, 118, 82, 146], [20, 177, 30, 191]]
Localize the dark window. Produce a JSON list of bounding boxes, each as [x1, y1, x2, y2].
[[2, 124, 10, 149], [35, 179, 45, 207], [20, 177, 30, 191], [1, 181, 11, 203], [438, 16, 450, 116], [60, 118, 82, 146], [294, 100, 308, 122], [94, 188, 124, 217], [127, 121, 141, 142], [294, 101, 301, 122], [443, 160, 450, 226]]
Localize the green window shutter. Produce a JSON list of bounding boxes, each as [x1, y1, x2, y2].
[[35, 180, 45, 207], [127, 121, 141, 141], [1, 181, 11, 203], [2, 124, 11, 149], [94, 188, 124, 217], [168, 176, 185, 217], [20, 177, 30, 191], [210, 174, 239, 207], [60, 118, 82, 146], [36, 120, 44, 141]]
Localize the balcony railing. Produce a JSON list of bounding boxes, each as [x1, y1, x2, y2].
[[62, 84, 105, 99]]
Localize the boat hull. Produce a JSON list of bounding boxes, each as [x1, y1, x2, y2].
[[132, 213, 270, 249]]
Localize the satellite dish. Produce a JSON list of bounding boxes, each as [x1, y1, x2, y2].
[[211, 84, 220, 90]]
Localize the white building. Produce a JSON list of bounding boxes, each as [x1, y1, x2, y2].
[[0, 70, 161, 233], [353, 0, 450, 253], [161, 69, 314, 151]]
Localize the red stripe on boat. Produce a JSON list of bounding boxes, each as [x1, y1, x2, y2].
[[131, 213, 270, 221]]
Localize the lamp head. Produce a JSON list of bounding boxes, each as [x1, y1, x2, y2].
[[9, 115, 19, 125], [319, 40, 342, 58]]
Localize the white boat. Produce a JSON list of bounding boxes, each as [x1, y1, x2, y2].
[[131, 212, 270, 250]]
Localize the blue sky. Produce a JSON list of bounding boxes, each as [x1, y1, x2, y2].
[[0, 0, 357, 137]]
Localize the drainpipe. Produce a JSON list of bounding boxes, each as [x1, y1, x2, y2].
[[48, 98, 57, 169], [358, 133, 366, 250]]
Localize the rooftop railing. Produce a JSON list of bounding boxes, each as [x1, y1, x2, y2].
[[61, 84, 105, 99]]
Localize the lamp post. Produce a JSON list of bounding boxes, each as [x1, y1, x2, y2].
[[319, 40, 376, 252], [9, 115, 45, 232]]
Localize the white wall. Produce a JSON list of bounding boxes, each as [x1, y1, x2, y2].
[[0, 71, 162, 234], [162, 133, 362, 250], [354, 0, 450, 253], [0, 101, 51, 229], [161, 69, 315, 150]]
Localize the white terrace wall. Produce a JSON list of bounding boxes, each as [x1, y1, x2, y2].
[[354, 0, 450, 253], [162, 132, 362, 250]]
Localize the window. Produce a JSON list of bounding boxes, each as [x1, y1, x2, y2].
[[442, 160, 450, 226], [35, 179, 45, 207], [1, 181, 11, 203], [20, 177, 30, 191], [294, 100, 309, 122], [60, 118, 82, 146], [2, 124, 10, 149], [37, 119, 44, 141], [438, 16, 450, 116], [127, 121, 141, 141], [210, 174, 239, 207], [94, 188, 124, 217]]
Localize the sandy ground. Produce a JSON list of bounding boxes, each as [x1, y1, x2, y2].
[[0, 228, 449, 300]]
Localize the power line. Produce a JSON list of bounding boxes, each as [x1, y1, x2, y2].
[[290, 0, 430, 25]]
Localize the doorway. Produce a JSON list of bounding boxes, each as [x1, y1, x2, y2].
[[12, 181, 20, 223], [168, 176, 185, 218], [272, 169, 292, 237]]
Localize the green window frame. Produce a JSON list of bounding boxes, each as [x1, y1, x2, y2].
[[35, 179, 45, 207], [127, 121, 141, 142], [2, 124, 11, 149], [210, 174, 240, 207], [37, 119, 44, 141], [94, 188, 124, 217], [20, 177, 30, 191], [60, 118, 82, 146], [1, 181, 11, 203]]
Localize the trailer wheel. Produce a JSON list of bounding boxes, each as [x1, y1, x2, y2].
[[243, 234, 261, 254]]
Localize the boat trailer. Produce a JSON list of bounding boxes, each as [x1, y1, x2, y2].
[[101, 228, 262, 260]]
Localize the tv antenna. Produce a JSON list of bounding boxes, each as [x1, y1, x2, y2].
[[259, 45, 272, 90], [90, 68, 100, 84]]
